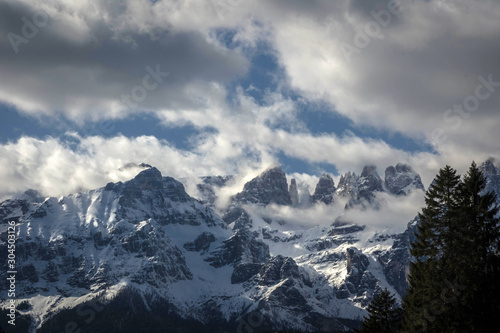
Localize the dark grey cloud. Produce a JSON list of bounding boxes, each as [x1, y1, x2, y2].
[[0, 0, 249, 118], [349, 0, 401, 16]]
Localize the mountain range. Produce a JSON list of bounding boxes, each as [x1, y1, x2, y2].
[[1, 160, 499, 332]]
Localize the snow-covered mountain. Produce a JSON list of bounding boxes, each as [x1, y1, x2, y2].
[[0, 160, 497, 332]]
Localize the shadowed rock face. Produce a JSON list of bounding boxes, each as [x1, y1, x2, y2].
[[385, 163, 425, 196], [358, 165, 383, 201], [222, 206, 252, 230], [480, 159, 500, 198], [115, 167, 216, 226], [346, 247, 369, 285], [312, 174, 336, 205], [336, 172, 359, 200], [131, 167, 163, 190], [337, 247, 375, 301], [232, 167, 292, 206], [205, 228, 272, 284], [0, 189, 44, 223], [205, 229, 270, 269], [258, 255, 301, 286], [336, 166, 383, 207], [183, 232, 216, 253], [378, 218, 419, 296]]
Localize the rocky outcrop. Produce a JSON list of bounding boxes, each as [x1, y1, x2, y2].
[[480, 159, 500, 198], [346, 247, 370, 286], [115, 167, 218, 226], [337, 247, 374, 300], [206, 229, 271, 284], [222, 206, 252, 230], [336, 172, 359, 200], [206, 229, 270, 268], [378, 217, 418, 296], [358, 165, 383, 202], [258, 255, 301, 286], [336, 165, 387, 208], [311, 174, 336, 205], [385, 163, 424, 196], [183, 232, 216, 253], [232, 167, 292, 206]]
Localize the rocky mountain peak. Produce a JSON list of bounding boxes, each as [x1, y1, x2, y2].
[[360, 165, 378, 178], [131, 166, 163, 190], [336, 172, 359, 198], [111, 166, 213, 225], [385, 163, 425, 196], [480, 159, 500, 198], [312, 173, 336, 204], [481, 159, 499, 176], [335, 166, 384, 207], [233, 166, 292, 206], [358, 165, 383, 201]]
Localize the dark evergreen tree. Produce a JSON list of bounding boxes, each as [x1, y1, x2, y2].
[[402, 165, 461, 332], [402, 162, 500, 332], [456, 161, 500, 331], [358, 289, 401, 333]]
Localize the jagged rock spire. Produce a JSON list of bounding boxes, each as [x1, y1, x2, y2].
[[289, 178, 299, 206], [233, 166, 292, 206], [312, 173, 336, 204]]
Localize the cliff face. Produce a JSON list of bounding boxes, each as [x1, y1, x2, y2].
[[311, 174, 336, 205], [385, 163, 425, 196], [232, 166, 292, 206]]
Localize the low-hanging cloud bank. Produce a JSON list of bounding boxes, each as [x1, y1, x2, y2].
[[338, 191, 425, 229], [238, 189, 425, 230]]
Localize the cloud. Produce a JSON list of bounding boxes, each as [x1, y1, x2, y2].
[[0, 133, 271, 198], [179, 0, 499, 186], [0, 0, 498, 203], [0, 0, 249, 121], [245, 201, 347, 228], [238, 188, 424, 231], [0, 82, 436, 201], [337, 190, 425, 229], [155, 86, 417, 179], [288, 172, 320, 200], [252, 0, 500, 168]]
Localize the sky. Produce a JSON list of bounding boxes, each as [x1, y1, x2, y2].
[[0, 0, 499, 201]]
